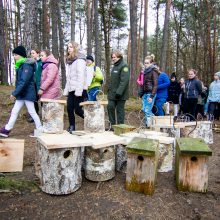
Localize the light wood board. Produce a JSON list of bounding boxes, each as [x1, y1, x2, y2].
[[80, 101, 108, 106], [80, 131, 126, 149], [0, 139, 24, 172], [40, 98, 67, 104], [37, 132, 92, 149]]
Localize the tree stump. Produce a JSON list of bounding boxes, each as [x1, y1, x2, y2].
[[84, 146, 115, 181], [176, 138, 212, 192], [126, 138, 159, 196], [41, 98, 66, 134], [80, 101, 108, 133]]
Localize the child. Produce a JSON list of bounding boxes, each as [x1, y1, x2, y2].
[[63, 42, 87, 133], [86, 55, 103, 101], [166, 72, 181, 117], [0, 46, 42, 137]]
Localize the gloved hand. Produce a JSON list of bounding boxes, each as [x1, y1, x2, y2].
[[115, 94, 121, 99]]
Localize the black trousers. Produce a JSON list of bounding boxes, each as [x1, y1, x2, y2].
[[67, 90, 87, 127], [183, 98, 198, 121], [208, 102, 220, 119]]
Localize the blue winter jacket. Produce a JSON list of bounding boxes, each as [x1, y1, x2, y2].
[[185, 78, 202, 99], [12, 58, 37, 101], [207, 80, 220, 102], [156, 72, 170, 100]]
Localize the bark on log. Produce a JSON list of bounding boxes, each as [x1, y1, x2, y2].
[[83, 102, 105, 132], [35, 141, 83, 195], [84, 146, 115, 181], [42, 102, 64, 134], [115, 144, 127, 173]]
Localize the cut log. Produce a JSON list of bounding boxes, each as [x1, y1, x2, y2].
[[126, 138, 159, 196], [0, 139, 24, 172], [176, 138, 212, 192], [41, 101, 65, 134], [82, 102, 106, 133], [84, 146, 115, 181], [35, 141, 84, 195]]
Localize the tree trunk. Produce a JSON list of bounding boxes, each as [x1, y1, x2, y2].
[[86, 0, 92, 55], [50, 0, 59, 58], [0, 0, 8, 84], [42, 0, 50, 49], [155, 1, 160, 62], [57, 2, 66, 88], [94, 0, 101, 66], [23, 0, 39, 54], [160, 0, 171, 72], [71, 0, 76, 41], [143, 0, 148, 59], [129, 0, 138, 96]]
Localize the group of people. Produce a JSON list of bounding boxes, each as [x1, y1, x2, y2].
[[0, 42, 104, 137], [0, 44, 219, 137], [137, 55, 220, 126]]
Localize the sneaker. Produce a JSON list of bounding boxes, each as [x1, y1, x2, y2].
[[0, 127, 10, 137], [27, 115, 34, 123]]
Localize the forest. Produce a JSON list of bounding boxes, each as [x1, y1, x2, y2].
[[0, 0, 220, 95]]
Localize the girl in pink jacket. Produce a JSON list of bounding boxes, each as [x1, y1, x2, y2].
[[38, 50, 60, 99]]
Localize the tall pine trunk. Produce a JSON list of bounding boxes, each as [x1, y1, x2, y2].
[[143, 0, 148, 60]]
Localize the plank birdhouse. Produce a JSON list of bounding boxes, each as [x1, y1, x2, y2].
[[176, 138, 212, 192], [126, 138, 159, 196]]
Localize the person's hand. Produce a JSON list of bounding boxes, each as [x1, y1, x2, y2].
[[115, 94, 121, 99], [10, 95, 16, 101], [38, 89, 43, 96], [148, 97, 152, 103]]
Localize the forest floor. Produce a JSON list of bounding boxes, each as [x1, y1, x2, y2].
[[0, 85, 219, 220]]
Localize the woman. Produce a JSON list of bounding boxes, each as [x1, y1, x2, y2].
[[179, 77, 185, 115], [0, 46, 42, 137], [138, 54, 158, 127], [38, 49, 60, 99], [183, 69, 202, 120], [206, 72, 220, 120], [63, 42, 87, 133]]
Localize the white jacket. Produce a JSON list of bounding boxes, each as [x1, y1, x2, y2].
[[64, 58, 87, 96]]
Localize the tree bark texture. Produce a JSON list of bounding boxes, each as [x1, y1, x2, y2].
[[35, 141, 83, 195], [84, 146, 115, 181], [71, 0, 75, 41], [42, 102, 64, 134]]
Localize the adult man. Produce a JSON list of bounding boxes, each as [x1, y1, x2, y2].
[[107, 50, 130, 127]]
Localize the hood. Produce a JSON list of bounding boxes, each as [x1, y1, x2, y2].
[[24, 58, 36, 65], [45, 54, 59, 64], [144, 64, 158, 74], [77, 47, 86, 60]]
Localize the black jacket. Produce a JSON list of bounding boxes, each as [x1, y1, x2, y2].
[[167, 81, 181, 104], [185, 78, 202, 99]]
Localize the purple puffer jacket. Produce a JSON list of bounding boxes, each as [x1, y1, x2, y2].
[[40, 55, 60, 99]]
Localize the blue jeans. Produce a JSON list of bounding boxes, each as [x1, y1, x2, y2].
[[88, 87, 100, 101], [154, 98, 166, 116], [142, 93, 156, 126]]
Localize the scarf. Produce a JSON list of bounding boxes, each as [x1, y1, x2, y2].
[[15, 57, 27, 70], [66, 56, 77, 65]]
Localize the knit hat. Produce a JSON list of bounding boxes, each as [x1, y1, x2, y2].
[[12, 46, 27, 58], [214, 71, 220, 78], [86, 55, 94, 62], [170, 72, 176, 79]]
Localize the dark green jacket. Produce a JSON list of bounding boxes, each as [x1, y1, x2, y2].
[[35, 59, 42, 92], [107, 58, 130, 100]]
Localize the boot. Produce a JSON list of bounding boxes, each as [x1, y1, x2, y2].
[[67, 125, 75, 134]]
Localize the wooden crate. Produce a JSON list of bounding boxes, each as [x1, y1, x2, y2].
[[126, 138, 159, 196], [0, 139, 24, 172], [176, 138, 212, 192]]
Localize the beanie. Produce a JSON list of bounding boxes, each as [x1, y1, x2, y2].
[[86, 55, 94, 62], [214, 71, 220, 78], [170, 72, 176, 79], [12, 46, 27, 58]]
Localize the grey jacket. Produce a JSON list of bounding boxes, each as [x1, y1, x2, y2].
[[185, 78, 202, 99]]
